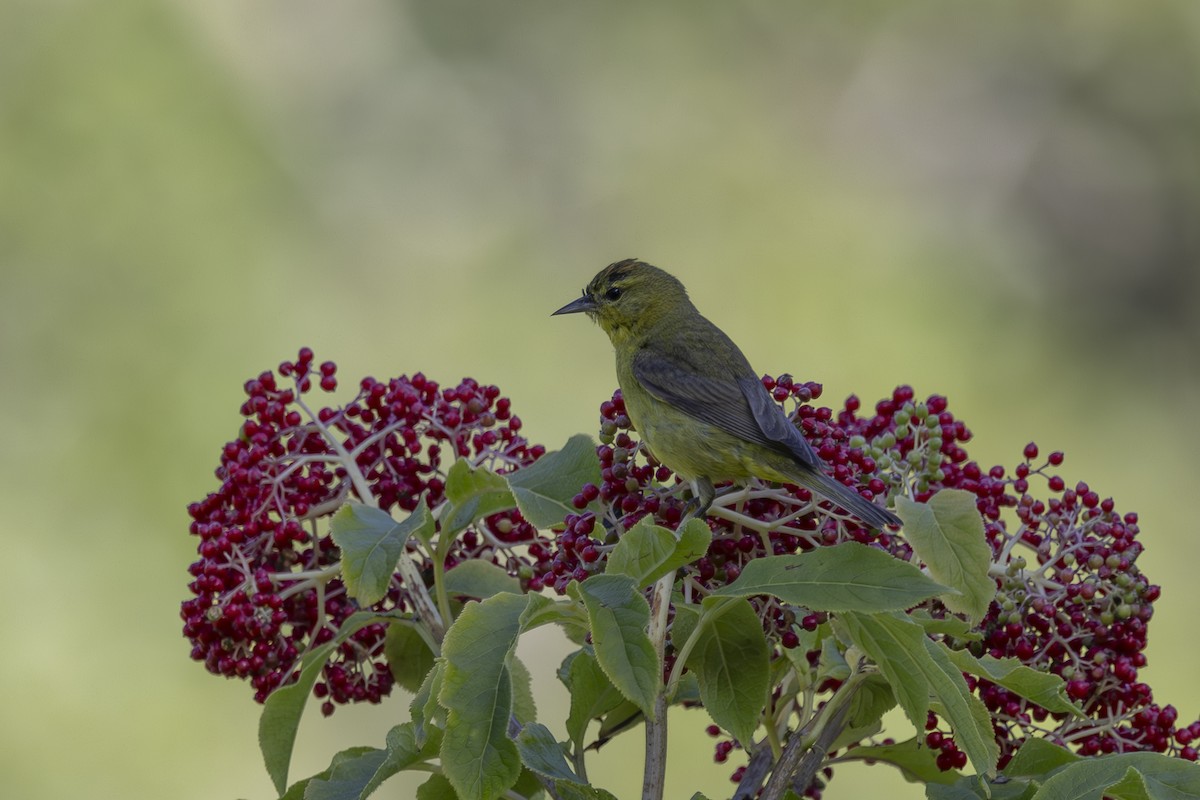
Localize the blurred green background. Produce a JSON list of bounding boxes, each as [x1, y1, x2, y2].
[[3, 1, 1198, 798]]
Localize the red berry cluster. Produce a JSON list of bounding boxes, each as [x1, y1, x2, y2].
[[928, 436, 1193, 766], [558, 380, 1193, 790], [182, 349, 544, 714]]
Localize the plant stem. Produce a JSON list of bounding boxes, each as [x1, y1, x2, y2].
[[296, 394, 445, 643], [642, 570, 675, 800], [732, 741, 776, 800], [760, 669, 864, 800]]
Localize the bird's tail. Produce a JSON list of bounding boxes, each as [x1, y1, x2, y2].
[[796, 468, 902, 530]]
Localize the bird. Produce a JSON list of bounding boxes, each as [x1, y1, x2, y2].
[[552, 258, 901, 530]]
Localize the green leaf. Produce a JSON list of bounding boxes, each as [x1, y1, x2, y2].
[[1004, 738, 1081, 777], [410, 661, 446, 748], [924, 638, 1000, 777], [669, 603, 700, 653], [712, 542, 948, 611], [685, 596, 769, 745], [360, 723, 442, 798], [838, 611, 998, 776], [300, 724, 446, 800], [910, 609, 981, 641], [842, 673, 896, 737], [438, 592, 530, 800], [330, 502, 427, 606], [443, 460, 516, 534], [594, 699, 645, 747], [512, 768, 547, 799], [575, 575, 660, 718], [836, 737, 958, 786], [828, 672, 893, 752], [556, 785, 621, 800], [444, 559, 522, 598], [817, 634, 851, 684], [896, 491, 995, 623], [942, 647, 1080, 717], [928, 775, 1037, 800], [561, 650, 626, 750], [304, 747, 390, 800], [509, 654, 537, 724], [259, 611, 381, 796], [513, 721, 621, 799], [606, 516, 712, 588], [506, 434, 602, 528], [278, 747, 376, 800], [1032, 752, 1200, 800], [519, 592, 581, 630], [515, 721, 579, 784], [415, 773, 458, 800], [384, 622, 436, 693]]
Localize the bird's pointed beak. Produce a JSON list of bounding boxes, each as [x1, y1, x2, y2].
[[552, 295, 597, 316]]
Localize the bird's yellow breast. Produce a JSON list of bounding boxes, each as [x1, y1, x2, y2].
[[617, 357, 776, 484]]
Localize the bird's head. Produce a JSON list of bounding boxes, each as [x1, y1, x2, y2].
[[552, 259, 691, 344]]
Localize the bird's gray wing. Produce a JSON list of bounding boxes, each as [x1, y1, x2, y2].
[[737, 373, 822, 469], [631, 348, 817, 466]]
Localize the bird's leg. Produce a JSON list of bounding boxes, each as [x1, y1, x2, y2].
[[713, 483, 752, 509], [683, 477, 716, 521]]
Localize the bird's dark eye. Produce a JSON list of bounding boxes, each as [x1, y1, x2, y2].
[[604, 286, 622, 301]]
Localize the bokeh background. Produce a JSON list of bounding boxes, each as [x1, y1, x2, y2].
[[3, 1, 1198, 798]]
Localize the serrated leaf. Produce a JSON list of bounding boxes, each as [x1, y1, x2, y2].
[[1032, 752, 1200, 800], [509, 654, 537, 724], [358, 723, 441, 798], [506, 434, 602, 527], [443, 460, 516, 534], [562, 650, 626, 749], [444, 559, 522, 598], [712, 542, 948, 611], [593, 699, 644, 747], [438, 593, 529, 800], [685, 596, 769, 745], [259, 611, 380, 795], [576, 575, 659, 717], [942, 647, 1080, 717], [512, 768, 546, 799], [556, 784, 621, 800], [837, 737, 958, 786], [817, 634, 851, 684], [278, 747, 376, 800], [514, 722, 621, 799], [839, 611, 998, 776], [1004, 738, 1081, 777], [410, 661, 446, 748], [927, 774, 1037, 800], [844, 673, 897, 733], [519, 592, 580, 630], [384, 622, 436, 693], [304, 746, 390, 800], [896, 491, 995, 623], [670, 603, 700, 652], [416, 773, 457, 800], [910, 609, 981, 641], [515, 721, 580, 784], [607, 516, 711, 588], [441, 664, 517, 799], [331, 503, 428, 606]]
